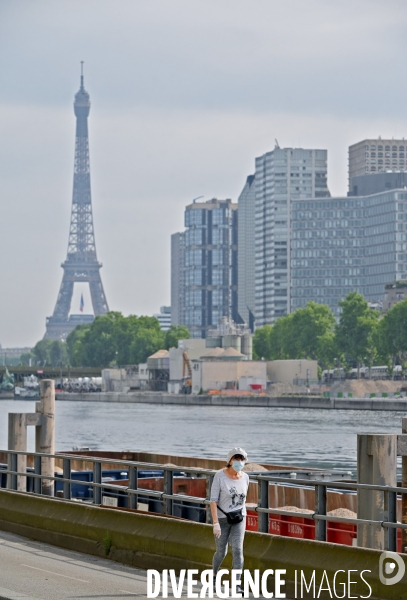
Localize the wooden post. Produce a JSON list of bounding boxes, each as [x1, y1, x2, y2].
[[357, 433, 397, 550], [36, 380, 55, 496], [7, 413, 27, 491]]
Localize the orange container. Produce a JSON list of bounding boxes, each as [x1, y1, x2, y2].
[[247, 510, 358, 546], [327, 521, 357, 545], [246, 512, 259, 531]]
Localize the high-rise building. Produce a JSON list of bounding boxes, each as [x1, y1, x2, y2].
[[254, 147, 330, 327], [170, 232, 185, 326], [349, 138, 407, 191], [237, 174, 256, 330], [290, 189, 407, 315], [183, 198, 238, 338], [350, 172, 407, 197], [154, 306, 172, 331]]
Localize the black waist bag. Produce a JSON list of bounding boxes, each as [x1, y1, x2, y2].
[[218, 505, 244, 525]]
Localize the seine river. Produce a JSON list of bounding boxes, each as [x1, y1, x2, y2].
[[0, 400, 405, 475]]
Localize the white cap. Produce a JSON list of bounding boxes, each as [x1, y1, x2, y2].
[[226, 447, 247, 464]]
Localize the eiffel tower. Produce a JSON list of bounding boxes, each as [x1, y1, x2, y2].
[[44, 65, 109, 340]]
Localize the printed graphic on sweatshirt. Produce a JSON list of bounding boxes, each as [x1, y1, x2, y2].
[[228, 485, 246, 509]]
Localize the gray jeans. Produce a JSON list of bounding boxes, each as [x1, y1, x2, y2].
[[212, 517, 246, 575]]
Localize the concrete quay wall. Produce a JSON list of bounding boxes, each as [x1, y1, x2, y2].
[[57, 391, 407, 411], [0, 489, 404, 600]]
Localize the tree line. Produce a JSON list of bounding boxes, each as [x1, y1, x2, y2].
[[253, 292, 407, 376], [22, 313, 189, 368], [21, 292, 407, 374]]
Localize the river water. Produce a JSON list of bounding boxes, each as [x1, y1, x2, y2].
[[0, 400, 405, 475]]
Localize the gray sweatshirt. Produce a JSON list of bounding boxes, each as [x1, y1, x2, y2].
[[210, 469, 249, 520]]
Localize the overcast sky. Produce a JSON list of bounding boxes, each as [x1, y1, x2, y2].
[[1, 0, 407, 347]]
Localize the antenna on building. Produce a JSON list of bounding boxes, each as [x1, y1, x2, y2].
[[192, 195, 204, 204], [275, 139, 280, 149], [80, 61, 84, 89]]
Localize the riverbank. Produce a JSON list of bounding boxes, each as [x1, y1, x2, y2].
[[56, 391, 407, 410]]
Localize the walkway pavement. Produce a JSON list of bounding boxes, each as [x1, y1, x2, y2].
[[0, 530, 281, 600], [0, 530, 148, 599]]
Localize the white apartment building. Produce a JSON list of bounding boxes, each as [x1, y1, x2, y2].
[[254, 146, 330, 327]]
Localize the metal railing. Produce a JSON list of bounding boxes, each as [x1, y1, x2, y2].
[[0, 449, 405, 552]]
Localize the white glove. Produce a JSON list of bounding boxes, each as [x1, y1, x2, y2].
[[213, 523, 221, 538]]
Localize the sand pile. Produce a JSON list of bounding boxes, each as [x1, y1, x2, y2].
[[276, 506, 357, 518], [331, 379, 402, 396], [327, 508, 356, 518], [243, 463, 268, 472], [277, 506, 313, 514], [267, 382, 308, 397]]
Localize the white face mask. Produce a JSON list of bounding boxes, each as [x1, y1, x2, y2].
[[231, 460, 245, 472]]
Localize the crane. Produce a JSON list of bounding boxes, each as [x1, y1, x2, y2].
[[182, 351, 192, 394]]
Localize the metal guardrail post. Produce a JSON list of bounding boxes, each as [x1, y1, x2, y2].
[[93, 462, 102, 505], [63, 458, 71, 500], [258, 478, 269, 533], [206, 475, 214, 523], [164, 468, 173, 516], [387, 489, 397, 552], [34, 454, 42, 495], [128, 466, 138, 510], [10, 453, 17, 491], [315, 483, 327, 541], [402, 418, 407, 552]]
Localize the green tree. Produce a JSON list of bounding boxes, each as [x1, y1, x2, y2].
[[291, 302, 336, 362], [253, 303, 335, 367], [164, 325, 190, 350], [66, 324, 92, 367], [78, 312, 125, 367], [19, 352, 34, 366], [115, 315, 162, 365], [335, 292, 379, 377], [65, 312, 165, 367], [377, 299, 407, 377], [269, 315, 296, 359], [129, 328, 164, 364], [253, 325, 273, 359], [50, 340, 68, 366], [32, 339, 53, 366], [316, 330, 337, 371]]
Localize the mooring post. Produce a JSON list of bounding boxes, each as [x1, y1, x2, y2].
[[35, 379, 55, 496], [7, 413, 27, 491], [357, 433, 397, 550]]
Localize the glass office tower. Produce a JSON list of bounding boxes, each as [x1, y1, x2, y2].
[[290, 190, 407, 315], [183, 199, 238, 338]]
